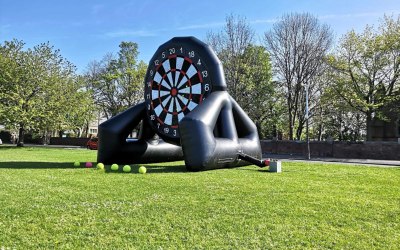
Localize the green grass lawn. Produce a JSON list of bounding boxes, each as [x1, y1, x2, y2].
[[0, 146, 399, 249]]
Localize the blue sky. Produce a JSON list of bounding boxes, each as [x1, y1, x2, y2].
[[1, 0, 400, 73]]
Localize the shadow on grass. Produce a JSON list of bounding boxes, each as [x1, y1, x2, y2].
[[0, 145, 25, 150], [0, 161, 188, 172], [0, 161, 80, 169], [146, 165, 187, 173], [104, 164, 188, 174], [235, 167, 275, 173]]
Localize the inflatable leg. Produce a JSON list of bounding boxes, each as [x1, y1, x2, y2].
[[97, 102, 183, 164]]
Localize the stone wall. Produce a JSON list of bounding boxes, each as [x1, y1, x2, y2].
[[261, 140, 400, 160], [50, 137, 89, 147], [48, 138, 400, 160]]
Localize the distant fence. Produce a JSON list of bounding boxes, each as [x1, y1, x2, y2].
[[261, 140, 400, 160], [50, 137, 89, 147]]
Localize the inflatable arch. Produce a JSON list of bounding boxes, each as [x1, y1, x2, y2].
[[97, 37, 268, 171]]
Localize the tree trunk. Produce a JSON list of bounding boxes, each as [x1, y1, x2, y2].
[[17, 124, 25, 147], [296, 124, 304, 140], [42, 130, 50, 145], [288, 106, 294, 140], [366, 111, 373, 141], [272, 124, 277, 140], [317, 124, 322, 141], [42, 131, 46, 145], [255, 121, 263, 139], [83, 121, 90, 138], [76, 128, 83, 138]]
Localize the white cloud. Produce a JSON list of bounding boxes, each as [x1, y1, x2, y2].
[[104, 21, 225, 38], [250, 18, 277, 24], [105, 29, 157, 38], [103, 18, 280, 39], [176, 22, 225, 31], [319, 10, 400, 20]]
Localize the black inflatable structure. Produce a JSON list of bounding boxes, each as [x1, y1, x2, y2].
[[97, 37, 268, 171]]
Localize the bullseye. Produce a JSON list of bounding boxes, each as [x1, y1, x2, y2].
[[171, 88, 178, 96]]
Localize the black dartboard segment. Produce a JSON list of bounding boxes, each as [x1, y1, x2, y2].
[[145, 44, 212, 140]]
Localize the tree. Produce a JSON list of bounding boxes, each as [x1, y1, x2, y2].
[[67, 76, 98, 138], [207, 15, 279, 138], [326, 15, 400, 140], [206, 14, 255, 102], [0, 40, 93, 146], [315, 78, 366, 141], [238, 45, 280, 138], [264, 13, 333, 140], [41, 75, 96, 140], [85, 42, 147, 119]]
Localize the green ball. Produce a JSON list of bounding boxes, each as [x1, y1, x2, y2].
[[138, 166, 147, 174], [123, 165, 131, 172], [96, 163, 104, 170], [111, 164, 119, 171], [73, 161, 80, 167]]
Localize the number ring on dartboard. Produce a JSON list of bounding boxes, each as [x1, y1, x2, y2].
[[153, 55, 203, 127], [145, 45, 212, 142]]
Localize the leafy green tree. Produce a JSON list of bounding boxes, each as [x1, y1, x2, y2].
[[0, 40, 94, 145], [85, 42, 147, 119], [327, 15, 400, 140], [39, 75, 96, 140], [238, 45, 280, 138], [0, 40, 24, 125], [315, 80, 366, 141], [66, 76, 98, 138]]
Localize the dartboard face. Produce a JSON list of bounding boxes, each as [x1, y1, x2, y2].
[[145, 43, 213, 141]]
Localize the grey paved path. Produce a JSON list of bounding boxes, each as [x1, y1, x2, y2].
[[263, 153, 400, 168], [1, 143, 84, 149]]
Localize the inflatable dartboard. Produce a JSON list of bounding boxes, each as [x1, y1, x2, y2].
[[97, 37, 267, 171], [144, 37, 226, 144]]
